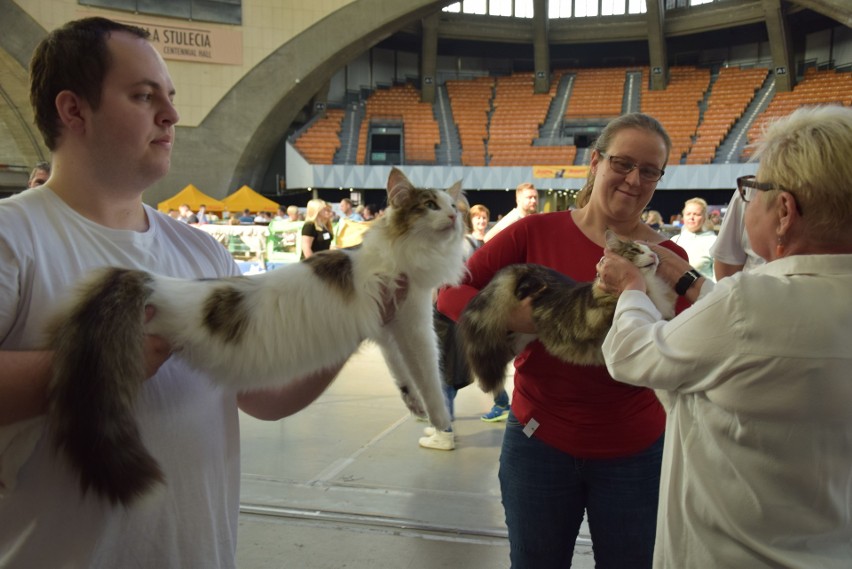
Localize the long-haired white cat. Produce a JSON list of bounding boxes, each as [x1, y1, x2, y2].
[[46, 168, 466, 506]]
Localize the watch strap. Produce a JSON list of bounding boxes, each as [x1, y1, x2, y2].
[[675, 268, 702, 296]]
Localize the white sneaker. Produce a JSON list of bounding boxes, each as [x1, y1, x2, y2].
[[423, 426, 436, 436], [419, 428, 455, 451]]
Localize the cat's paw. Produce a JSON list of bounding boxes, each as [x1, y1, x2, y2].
[[399, 388, 426, 417]]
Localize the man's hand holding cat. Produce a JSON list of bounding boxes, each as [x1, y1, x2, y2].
[[379, 274, 409, 325], [143, 305, 172, 379], [597, 250, 646, 295]]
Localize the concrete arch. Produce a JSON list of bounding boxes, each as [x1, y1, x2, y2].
[[157, 0, 454, 204]]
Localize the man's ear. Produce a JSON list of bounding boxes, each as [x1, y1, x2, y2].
[[55, 90, 88, 134]]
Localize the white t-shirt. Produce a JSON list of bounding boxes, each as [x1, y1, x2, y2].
[[672, 228, 717, 282], [483, 208, 522, 242], [0, 187, 242, 568], [710, 189, 765, 272]]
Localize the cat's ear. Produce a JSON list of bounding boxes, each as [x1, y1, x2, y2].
[[387, 168, 415, 207], [446, 180, 463, 202], [604, 229, 622, 249]]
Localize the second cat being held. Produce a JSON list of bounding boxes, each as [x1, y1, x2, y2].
[[457, 230, 676, 394]]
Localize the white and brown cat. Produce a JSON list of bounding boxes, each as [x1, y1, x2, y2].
[[46, 168, 466, 506], [457, 231, 676, 394]]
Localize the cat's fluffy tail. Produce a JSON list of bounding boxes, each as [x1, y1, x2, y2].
[[456, 267, 527, 394], [46, 267, 163, 506]]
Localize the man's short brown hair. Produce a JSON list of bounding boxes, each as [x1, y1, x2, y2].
[[29, 17, 149, 150]]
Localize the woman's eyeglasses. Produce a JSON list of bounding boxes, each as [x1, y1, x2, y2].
[[737, 175, 802, 214], [600, 152, 665, 183]]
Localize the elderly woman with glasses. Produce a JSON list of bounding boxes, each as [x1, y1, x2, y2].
[[597, 104, 852, 568], [438, 112, 691, 568]]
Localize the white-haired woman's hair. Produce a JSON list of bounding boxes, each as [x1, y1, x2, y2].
[[752, 105, 852, 240]]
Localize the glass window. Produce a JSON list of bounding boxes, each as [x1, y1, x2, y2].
[[443, 2, 461, 12], [515, 0, 534, 18], [549, 0, 572, 18], [601, 0, 626, 15], [491, 0, 514, 16], [79, 0, 240, 25], [690, 0, 713, 4], [575, 0, 599, 17], [464, 0, 487, 14], [628, 0, 646, 13]]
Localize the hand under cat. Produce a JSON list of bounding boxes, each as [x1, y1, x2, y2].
[[506, 297, 536, 334], [143, 305, 172, 379], [596, 250, 647, 296], [379, 274, 409, 325]]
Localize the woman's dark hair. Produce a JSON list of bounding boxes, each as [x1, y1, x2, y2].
[[29, 17, 149, 150]]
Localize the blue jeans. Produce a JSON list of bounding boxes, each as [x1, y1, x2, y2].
[[499, 411, 663, 568]]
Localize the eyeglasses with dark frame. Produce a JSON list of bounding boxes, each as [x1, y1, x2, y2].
[[599, 152, 665, 183], [737, 175, 803, 214]]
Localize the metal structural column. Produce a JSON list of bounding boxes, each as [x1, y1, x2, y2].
[[762, 0, 795, 92], [533, 0, 550, 94], [421, 13, 439, 103], [647, 0, 668, 91]]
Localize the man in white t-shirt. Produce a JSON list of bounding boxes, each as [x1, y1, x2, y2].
[[0, 18, 352, 568], [710, 189, 766, 279], [483, 182, 539, 242]]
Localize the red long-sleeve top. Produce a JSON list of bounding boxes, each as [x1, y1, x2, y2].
[[437, 210, 689, 458]]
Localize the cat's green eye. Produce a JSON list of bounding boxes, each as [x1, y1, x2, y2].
[[425, 200, 440, 210]]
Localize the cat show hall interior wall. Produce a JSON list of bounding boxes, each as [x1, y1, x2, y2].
[[1, 0, 851, 202], [0, 0, 453, 203]]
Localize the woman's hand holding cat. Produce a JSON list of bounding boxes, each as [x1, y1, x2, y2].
[[645, 244, 693, 287], [597, 251, 646, 295], [143, 305, 172, 379], [507, 297, 537, 334]]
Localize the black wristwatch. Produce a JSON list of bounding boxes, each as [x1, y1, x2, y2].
[[675, 268, 702, 296]]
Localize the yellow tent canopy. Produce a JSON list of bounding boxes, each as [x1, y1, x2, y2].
[[157, 184, 225, 213], [221, 185, 280, 214]]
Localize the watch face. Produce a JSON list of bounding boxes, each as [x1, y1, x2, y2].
[[675, 269, 700, 296]]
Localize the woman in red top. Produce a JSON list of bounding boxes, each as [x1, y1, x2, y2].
[[437, 113, 688, 568]]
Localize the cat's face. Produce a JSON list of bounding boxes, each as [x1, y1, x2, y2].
[[605, 231, 659, 274], [385, 168, 464, 241]]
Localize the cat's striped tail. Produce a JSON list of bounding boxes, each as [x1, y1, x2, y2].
[[46, 267, 163, 507]]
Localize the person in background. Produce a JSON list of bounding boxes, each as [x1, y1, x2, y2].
[[238, 208, 254, 223], [710, 188, 765, 279], [300, 198, 333, 259], [339, 198, 363, 222], [707, 208, 722, 231], [286, 205, 301, 221], [419, 202, 507, 450], [439, 112, 687, 568], [598, 104, 852, 569], [0, 18, 357, 567], [196, 204, 209, 224], [644, 209, 663, 231], [482, 185, 544, 421], [468, 204, 490, 247], [177, 203, 198, 224], [484, 182, 538, 242], [27, 161, 51, 188], [671, 197, 717, 281]]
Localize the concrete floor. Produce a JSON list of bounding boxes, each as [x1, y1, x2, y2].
[[236, 342, 594, 568]]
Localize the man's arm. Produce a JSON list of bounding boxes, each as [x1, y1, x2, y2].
[[0, 351, 52, 425], [714, 260, 744, 281], [237, 363, 345, 421]]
